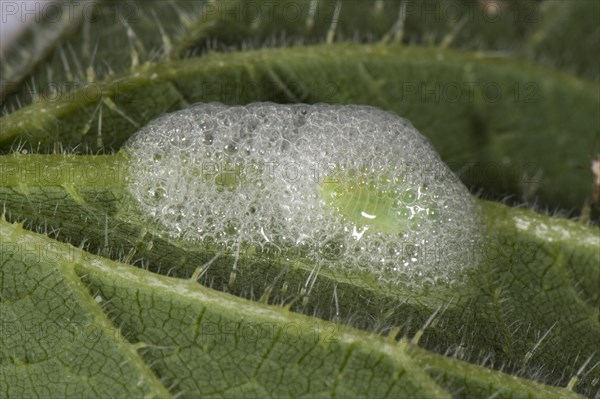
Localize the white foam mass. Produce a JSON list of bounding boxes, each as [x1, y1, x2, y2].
[[123, 103, 482, 287]]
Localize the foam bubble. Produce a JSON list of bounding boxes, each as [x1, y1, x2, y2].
[[123, 103, 482, 287]]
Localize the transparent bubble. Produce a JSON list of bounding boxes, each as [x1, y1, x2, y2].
[[123, 103, 482, 288]]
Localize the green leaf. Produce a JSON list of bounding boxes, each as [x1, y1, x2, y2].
[[2, 0, 544, 108], [525, 0, 600, 82], [8, 0, 598, 112], [1, 153, 599, 395], [0, 221, 172, 398], [0, 218, 587, 398], [2, 1, 599, 397], [1, 44, 598, 218]]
